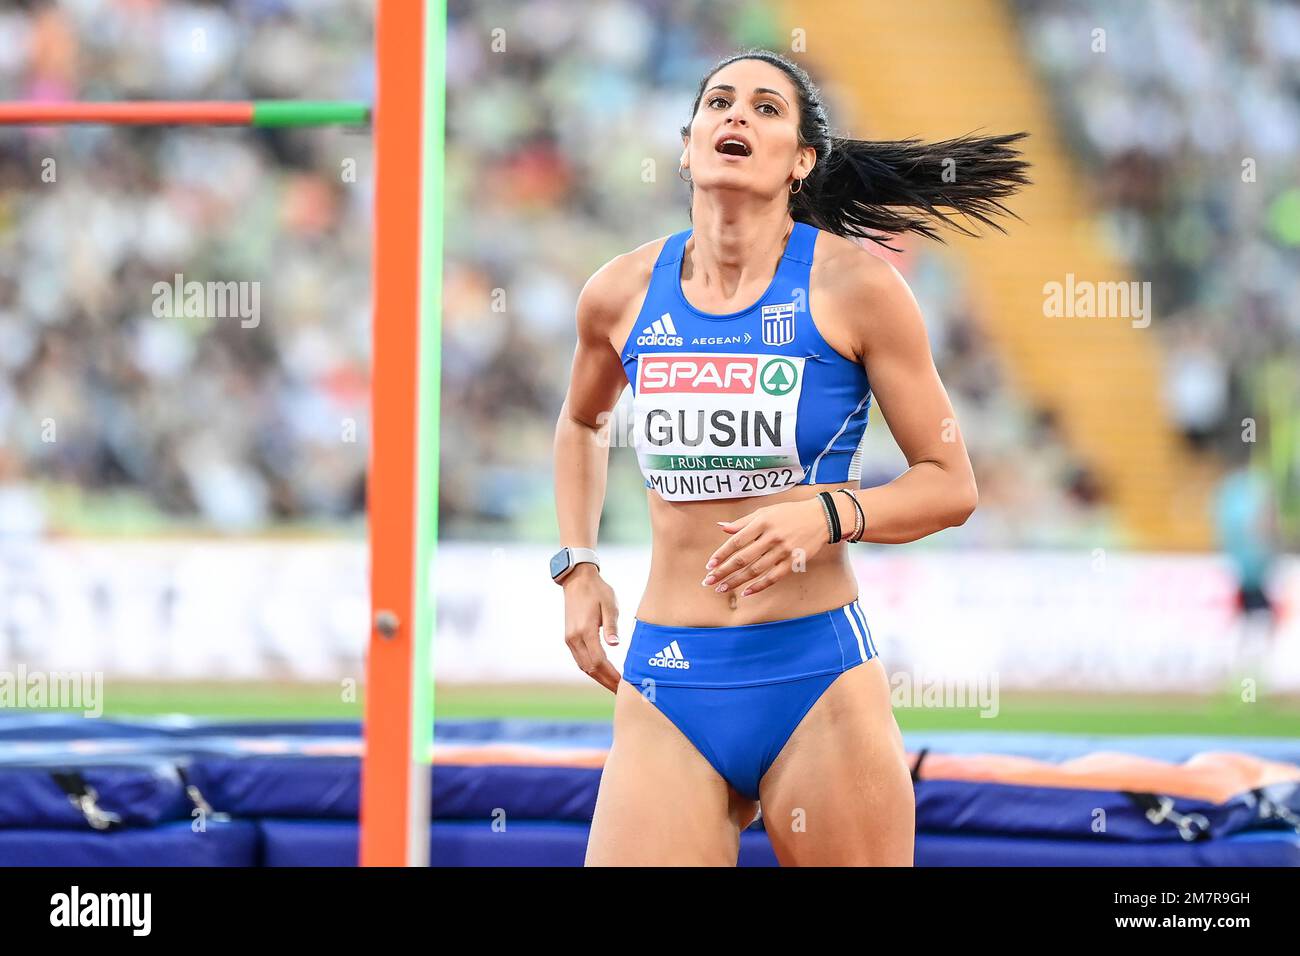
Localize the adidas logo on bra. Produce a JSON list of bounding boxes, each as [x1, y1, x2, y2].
[[636, 313, 683, 347]]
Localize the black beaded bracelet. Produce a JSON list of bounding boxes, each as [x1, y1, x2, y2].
[[816, 492, 836, 542], [835, 488, 865, 543], [817, 490, 841, 544]]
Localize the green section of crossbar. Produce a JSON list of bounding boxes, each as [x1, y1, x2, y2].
[[252, 101, 371, 127]]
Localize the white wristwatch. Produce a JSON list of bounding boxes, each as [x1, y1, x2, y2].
[[549, 547, 601, 584]]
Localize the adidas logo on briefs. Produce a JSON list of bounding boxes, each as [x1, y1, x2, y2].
[[648, 640, 690, 669], [636, 313, 683, 347]]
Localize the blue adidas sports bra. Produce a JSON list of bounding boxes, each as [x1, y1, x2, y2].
[[619, 220, 872, 502]]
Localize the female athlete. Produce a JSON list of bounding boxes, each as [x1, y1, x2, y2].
[[551, 49, 1028, 866]]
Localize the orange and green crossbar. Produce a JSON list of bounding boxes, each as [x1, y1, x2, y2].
[[0, 100, 370, 127]]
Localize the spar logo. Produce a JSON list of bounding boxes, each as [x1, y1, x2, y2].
[[760, 357, 797, 395], [638, 355, 758, 394], [637, 354, 801, 396]]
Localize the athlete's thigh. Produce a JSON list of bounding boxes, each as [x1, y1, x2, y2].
[[586, 678, 755, 866], [757, 657, 914, 866]]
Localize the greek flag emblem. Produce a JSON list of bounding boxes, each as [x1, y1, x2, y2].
[[761, 302, 796, 346]]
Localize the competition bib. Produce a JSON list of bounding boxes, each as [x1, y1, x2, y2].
[[632, 352, 806, 501]]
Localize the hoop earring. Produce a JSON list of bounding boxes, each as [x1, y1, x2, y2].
[[678, 166, 692, 183], [790, 177, 804, 195]]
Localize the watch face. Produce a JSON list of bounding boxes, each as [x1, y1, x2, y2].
[[549, 550, 570, 579]]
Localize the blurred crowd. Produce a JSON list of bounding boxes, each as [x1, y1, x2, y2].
[[1017, 0, 1300, 544], [0, 0, 375, 534], [0, 0, 1291, 549]]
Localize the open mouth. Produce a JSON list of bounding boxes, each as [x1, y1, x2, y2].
[[715, 137, 752, 157]]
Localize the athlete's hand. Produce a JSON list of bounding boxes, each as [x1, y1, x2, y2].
[[561, 564, 622, 693], [703, 498, 833, 597]]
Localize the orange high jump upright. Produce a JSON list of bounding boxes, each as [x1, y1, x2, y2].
[[361, 0, 444, 866]]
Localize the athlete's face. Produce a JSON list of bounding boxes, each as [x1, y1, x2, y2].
[[681, 59, 815, 198]]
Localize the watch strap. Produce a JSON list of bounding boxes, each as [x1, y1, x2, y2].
[[553, 546, 600, 583], [565, 547, 600, 572]]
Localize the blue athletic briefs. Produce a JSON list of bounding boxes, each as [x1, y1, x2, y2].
[[621, 599, 879, 800]]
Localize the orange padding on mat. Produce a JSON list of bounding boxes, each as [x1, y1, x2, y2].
[[238, 739, 1300, 804], [233, 739, 609, 767], [917, 751, 1300, 804], [433, 744, 610, 768]]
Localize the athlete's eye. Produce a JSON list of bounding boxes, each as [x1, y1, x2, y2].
[[706, 95, 731, 110], [756, 102, 780, 116]]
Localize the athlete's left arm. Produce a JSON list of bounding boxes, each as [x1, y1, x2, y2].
[[832, 252, 979, 542], [703, 250, 977, 597]]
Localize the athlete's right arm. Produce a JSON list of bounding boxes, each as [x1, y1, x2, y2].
[[553, 253, 643, 693]]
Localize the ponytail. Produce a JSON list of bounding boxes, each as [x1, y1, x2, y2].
[[685, 50, 1031, 250], [795, 131, 1030, 249]]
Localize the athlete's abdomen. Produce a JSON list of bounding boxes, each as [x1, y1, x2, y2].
[[636, 478, 861, 627]]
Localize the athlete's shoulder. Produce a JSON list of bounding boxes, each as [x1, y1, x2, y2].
[[575, 233, 672, 337], [808, 229, 924, 358], [809, 228, 908, 305]]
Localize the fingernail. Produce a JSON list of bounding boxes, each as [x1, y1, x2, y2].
[[715, 522, 728, 527], [715, 584, 727, 593], [706, 559, 717, 569], [741, 588, 752, 596], [702, 574, 715, 586]]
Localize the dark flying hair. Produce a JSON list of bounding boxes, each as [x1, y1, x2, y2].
[[682, 49, 1031, 250]]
